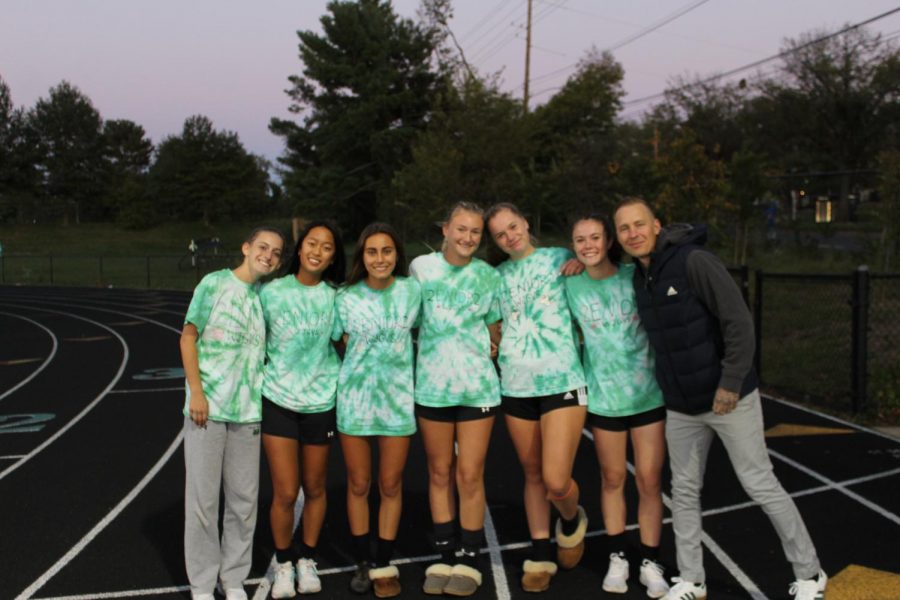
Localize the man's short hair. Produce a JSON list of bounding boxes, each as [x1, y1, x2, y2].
[[613, 197, 657, 220]]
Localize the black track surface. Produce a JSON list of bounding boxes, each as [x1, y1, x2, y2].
[[1, 285, 898, 600]]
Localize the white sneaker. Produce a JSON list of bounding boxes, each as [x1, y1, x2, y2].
[[297, 557, 322, 594], [639, 559, 669, 598], [223, 588, 248, 600], [602, 552, 629, 593], [789, 570, 827, 600], [662, 578, 706, 600], [272, 560, 297, 599]]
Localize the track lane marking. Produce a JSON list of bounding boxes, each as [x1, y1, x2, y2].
[[581, 427, 770, 599], [768, 448, 900, 525], [18, 433, 185, 600], [0, 306, 129, 482], [0, 311, 59, 403]]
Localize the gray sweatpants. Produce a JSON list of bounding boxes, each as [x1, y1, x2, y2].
[[183, 417, 260, 596], [665, 389, 820, 583]]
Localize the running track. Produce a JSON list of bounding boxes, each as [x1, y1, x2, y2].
[[1, 285, 898, 600]]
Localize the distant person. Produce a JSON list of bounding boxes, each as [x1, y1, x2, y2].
[[259, 221, 346, 597], [563, 214, 668, 598], [613, 198, 826, 600], [180, 226, 286, 600], [410, 202, 502, 597], [485, 202, 589, 593], [333, 223, 421, 598]]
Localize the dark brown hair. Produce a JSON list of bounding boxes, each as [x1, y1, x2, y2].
[[346, 222, 408, 285]]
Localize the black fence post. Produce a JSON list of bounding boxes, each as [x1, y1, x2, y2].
[[49, 255, 54, 285], [99, 256, 104, 287], [146, 256, 151, 288], [740, 265, 750, 308], [754, 269, 764, 381], [851, 265, 870, 414], [1, 255, 4, 284]]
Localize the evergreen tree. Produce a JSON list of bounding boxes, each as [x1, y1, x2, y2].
[[271, 0, 443, 236]]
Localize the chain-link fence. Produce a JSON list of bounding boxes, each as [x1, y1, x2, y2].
[[870, 275, 900, 420], [0, 253, 241, 290], [754, 273, 853, 413]]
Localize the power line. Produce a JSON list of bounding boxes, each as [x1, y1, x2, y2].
[[529, 0, 712, 86], [622, 5, 900, 107], [458, 0, 515, 43]]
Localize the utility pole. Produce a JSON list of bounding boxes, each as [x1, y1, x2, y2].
[[523, 0, 533, 112]]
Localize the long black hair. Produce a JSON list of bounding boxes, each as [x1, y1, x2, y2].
[[285, 219, 346, 285], [346, 222, 408, 285], [569, 212, 623, 265]]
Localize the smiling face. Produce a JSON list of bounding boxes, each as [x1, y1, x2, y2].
[[297, 226, 336, 283], [242, 231, 284, 281], [442, 208, 483, 265], [488, 208, 532, 259], [363, 232, 397, 288], [571, 218, 612, 269], [614, 202, 661, 266]]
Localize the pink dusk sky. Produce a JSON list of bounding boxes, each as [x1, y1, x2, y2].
[[2, 0, 898, 164]]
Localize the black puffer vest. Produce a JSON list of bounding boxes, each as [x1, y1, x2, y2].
[[633, 226, 757, 414]]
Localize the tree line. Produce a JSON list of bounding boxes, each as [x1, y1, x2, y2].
[[2, 0, 899, 264]]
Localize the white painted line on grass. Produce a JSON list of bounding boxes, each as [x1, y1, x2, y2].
[[0, 306, 129, 483], [768, 448, 900, 525], [0, 454, 26, 460], [0, 311, 59, 403], [17, 432, 184, 600]]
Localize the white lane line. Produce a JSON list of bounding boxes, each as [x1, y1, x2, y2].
[[252, 491, 306, 600], [581, 428, 769, 599], [484, 505, 512, 600], [40, 464, 900, 600], [107, 387, 184, 394], [1, 454, 26, 460], [1, 299, 183, 336], [0, 306, 129, 483], [0, 311, 59, 403], [764, 393, 900, 444], [3, 293, 188, 318], [768, 448, 900, 525], [35, 586, 190, 599], [17, 432, 184, 600]]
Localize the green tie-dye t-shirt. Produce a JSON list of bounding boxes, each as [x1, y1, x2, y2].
[[332, 277, 421, 436], [182, 269, 266, 423], [564, 264, 664, 417], [496, 247, 586, 397], [410, 252, 502, 407], [260, 275, 339, 414]]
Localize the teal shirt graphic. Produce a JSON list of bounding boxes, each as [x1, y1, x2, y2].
[[333, 277, 421, 436], [260, 276, 339, 414], [496, 247, 586, 397], [564, 264, 664, 417], [183, 269, 266, 423], [410, 252, 502, 407]]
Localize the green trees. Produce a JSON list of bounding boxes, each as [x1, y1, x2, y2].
[[271, 0, 443, 237], [29, 81, 106, 224], [529, 50, 624, 232], [150, 115, 271, 226]]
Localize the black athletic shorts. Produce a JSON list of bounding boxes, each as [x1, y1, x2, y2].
[[415, 403, 498, 423], [587, 405, 666, 432], [261, 397, 336, 444], [501, 387, 587, 421]]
